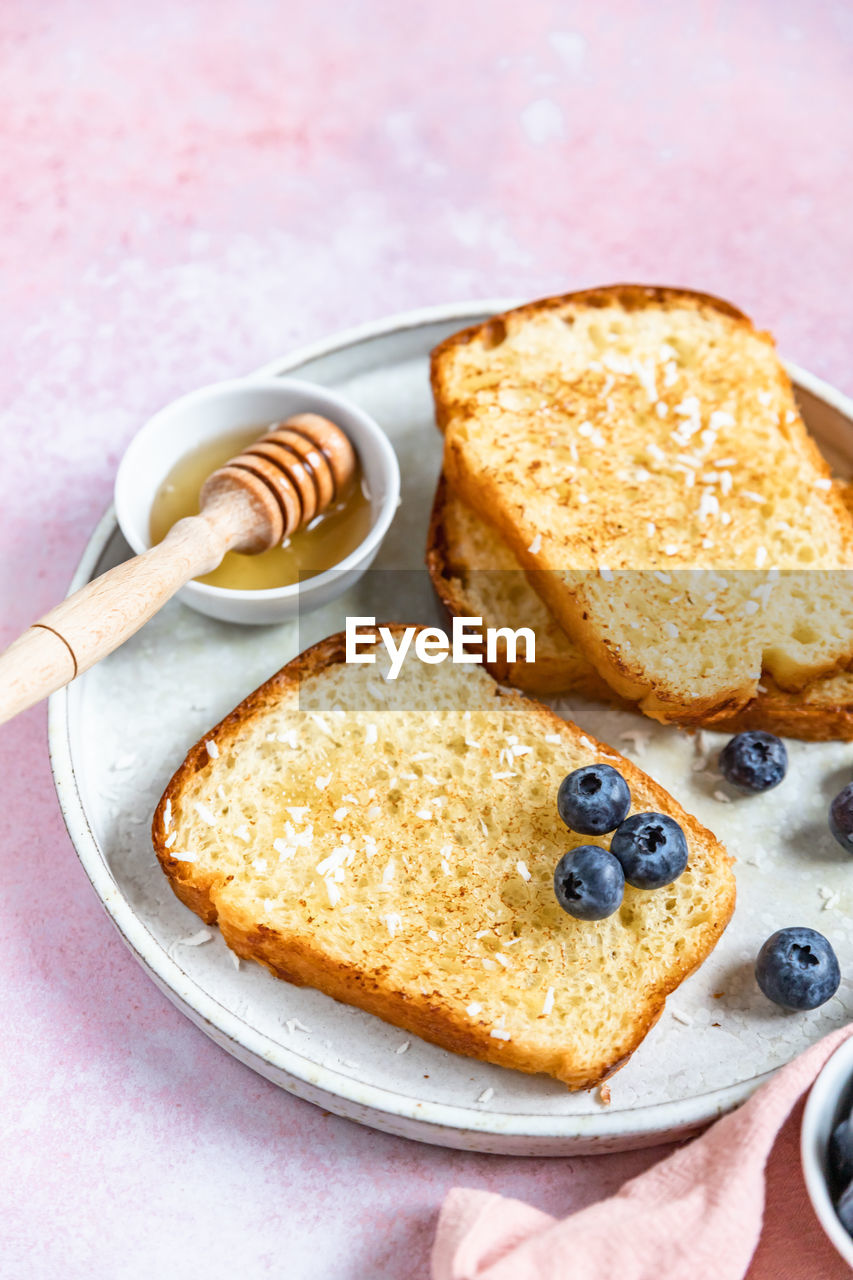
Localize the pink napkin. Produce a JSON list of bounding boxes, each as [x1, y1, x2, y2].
[[432, 1024, 853, 1280]]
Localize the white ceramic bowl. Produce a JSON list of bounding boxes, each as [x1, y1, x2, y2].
[[801, 1035, 853, 1268], [114, 376, 400, 624]]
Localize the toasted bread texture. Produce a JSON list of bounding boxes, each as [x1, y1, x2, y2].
[[432, 286, 853, 722], [427, 476, 853, 740], [153, 629, 735, 1090]]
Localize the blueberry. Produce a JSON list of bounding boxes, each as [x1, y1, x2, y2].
[[557, 764, 631, 836], [830, 1116, 853, 1189], [553, 845, 624, 921], [754, 927, 840, 1010], [838, 1181, 853, 1236], [719, 731, 787, 793], [609, 812, 688, 889], [830, 782, 853, 853]]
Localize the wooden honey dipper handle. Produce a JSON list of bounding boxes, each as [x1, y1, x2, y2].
[[0, 413, 356, 727]]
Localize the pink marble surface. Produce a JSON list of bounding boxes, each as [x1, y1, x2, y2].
[[2, 2, 853, 1275]]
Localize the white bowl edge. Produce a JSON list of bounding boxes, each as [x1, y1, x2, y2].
[[114, 375, 400, 623], [801, 1036, 853, 1268]]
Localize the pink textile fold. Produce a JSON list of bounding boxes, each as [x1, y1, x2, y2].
[[432, 1024, 853, 1280]]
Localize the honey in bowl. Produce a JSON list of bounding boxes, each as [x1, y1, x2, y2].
[[149, 426, 372, 590]]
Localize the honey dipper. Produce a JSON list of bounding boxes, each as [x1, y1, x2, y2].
[[0, 413, 356, 726]]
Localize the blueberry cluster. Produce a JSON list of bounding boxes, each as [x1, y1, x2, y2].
[[553, 732, 851, 1022], [830, 1106, 853, 1238], [553, 763, 688, 921]]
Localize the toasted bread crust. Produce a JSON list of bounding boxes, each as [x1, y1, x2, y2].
[[711, 679, 853, 741], [153, 628, 735, 1089], [425, 475, 605, 697], [426, 475, 622, 700], [430, 283, 755, 422]]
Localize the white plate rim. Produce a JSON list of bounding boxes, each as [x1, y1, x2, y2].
[[46, 297, 853, 1152]]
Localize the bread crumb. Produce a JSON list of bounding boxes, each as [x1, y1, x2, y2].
[[598, 1083, 611, 1105]]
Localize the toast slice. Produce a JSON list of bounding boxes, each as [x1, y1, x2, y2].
[[427, 476, 853, 740], [153, 629, 735, 1090], [432, 286, 853, 722]]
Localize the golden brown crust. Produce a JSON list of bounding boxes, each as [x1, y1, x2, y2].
[[216, 901, 723, 1091], [712, 682, 853, 741], [430, 283, 757, 421], [426, 475, 621, 700], [152, 628, 735, 1089]]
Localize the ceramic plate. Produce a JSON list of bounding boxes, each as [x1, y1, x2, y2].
[[49, 301, 853, 1154]]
